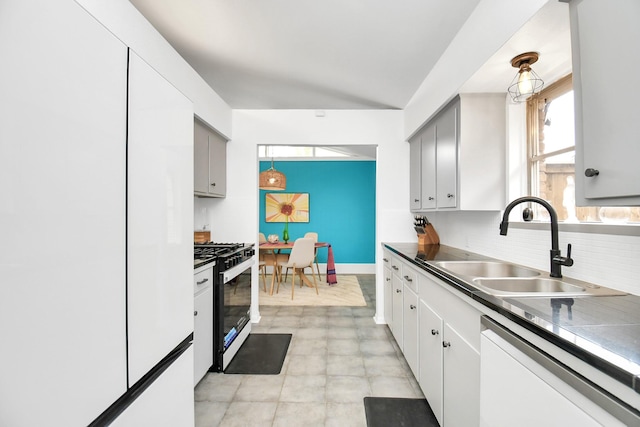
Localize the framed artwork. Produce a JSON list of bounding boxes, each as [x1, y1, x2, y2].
[[266, 193, 309, 223]]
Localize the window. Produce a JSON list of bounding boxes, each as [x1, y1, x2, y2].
[[527, 75, 639, 224]]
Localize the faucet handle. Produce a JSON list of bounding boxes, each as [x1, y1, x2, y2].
[[562, 243, 574, 267]]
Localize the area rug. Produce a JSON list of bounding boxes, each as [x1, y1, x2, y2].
[[260, 275, 367, 306], [363, 397, 439, 427], [224, 333, 291, 375]]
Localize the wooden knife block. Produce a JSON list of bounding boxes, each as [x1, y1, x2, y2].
[[417, 224, 440, 246]]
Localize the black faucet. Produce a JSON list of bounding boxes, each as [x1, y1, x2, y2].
[[499, 196, 573, 278]]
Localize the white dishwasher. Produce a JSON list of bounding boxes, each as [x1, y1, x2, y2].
[[480, 316, 636, 427]]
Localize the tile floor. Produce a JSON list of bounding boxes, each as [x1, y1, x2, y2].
[[194, 275, 424, 426]]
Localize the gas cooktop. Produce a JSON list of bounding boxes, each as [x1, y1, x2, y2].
[[194, 242, 255, 270]]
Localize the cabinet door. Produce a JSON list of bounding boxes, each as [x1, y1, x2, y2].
[[436, 101, 458, 209], [418, 300, 444, 426], [383, 267, 393, 325], [572, 0, 640, 203], [409, 136, 422, 211], [0, 1, 128, 425], [391, 273, 404, 347], [127, 51, 194, 385], [443, 323, 479, 427], [421, 124, 437, 210], [194, 120, 210, 194], [194, 286, 213, 385], [207, 130, 227, 197], [112, 348, 195, 427], [403, 285, 419, 378]]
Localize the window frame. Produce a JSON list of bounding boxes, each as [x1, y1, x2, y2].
[[526, 74, 574, 197]]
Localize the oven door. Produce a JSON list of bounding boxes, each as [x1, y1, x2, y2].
[[213, 256, 255, 371]]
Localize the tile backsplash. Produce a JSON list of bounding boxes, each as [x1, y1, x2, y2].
[[429, 211, 640, 296]]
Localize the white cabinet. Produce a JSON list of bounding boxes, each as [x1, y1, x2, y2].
[[402, 284, 419, 378], [418, 273, 481, 427], [419, 300, 444, 425], [382, 250, 394, 325], [391, 272, 404, 348], [569, 0, 640, 205], [480, 327, 626, 427], [0, 1, 128, 425], [194, 118, 227, 198], [409, 94, 505, 211], [194, 266, 214, 385], [127, 51, 194, 385], [112, 348, 195, 427], [194, 286, 213, 385]]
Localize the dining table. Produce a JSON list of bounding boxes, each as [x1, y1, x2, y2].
[[259, 241, 337, 295]]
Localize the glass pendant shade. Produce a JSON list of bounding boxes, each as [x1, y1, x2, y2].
[[508, 52, 544, 103]]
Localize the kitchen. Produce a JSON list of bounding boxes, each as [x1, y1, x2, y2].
[[2, 0, 640, 426]]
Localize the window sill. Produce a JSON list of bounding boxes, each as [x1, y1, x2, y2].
[[510, 221, 640, 236]]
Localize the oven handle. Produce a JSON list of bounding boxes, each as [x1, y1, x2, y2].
[[222, 257, 256, 283]]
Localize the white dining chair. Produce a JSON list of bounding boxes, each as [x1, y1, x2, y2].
[[276, 237, 317, 299], [304, 231, 321, 281]]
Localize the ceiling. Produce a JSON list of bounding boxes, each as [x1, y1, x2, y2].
[[128, 0, 571, 110], [129, 0, 482, 109]]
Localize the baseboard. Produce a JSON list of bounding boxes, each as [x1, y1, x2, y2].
[[320, 263, 376, 274], [262, 263, 375, 275]]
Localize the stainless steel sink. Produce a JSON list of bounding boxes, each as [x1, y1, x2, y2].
[[473, 277, 586, 297], [431, 260, 627, 297], [434, 261, 540, 279]]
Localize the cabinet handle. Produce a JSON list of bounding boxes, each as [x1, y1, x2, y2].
[[410, 304, 416, 310], [428, 196, 434, 201], [403, 275, 412, 282], [383, 258, 389, 263], [447, 193, 454, 199], [194, 310, 198, 316], [584, 168, 600, 177], [392, 266, 399, 271], [386, 277, 391, 282], [211, 182, 216, 186], [414, 199, 420, 203], [442, 341, 451, 348], [396, 289, 402, 293], [431, 329, 439, 335], [197, 278, 209, 285]]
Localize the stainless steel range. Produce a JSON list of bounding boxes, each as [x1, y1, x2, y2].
[[194, 242, 255, 372]]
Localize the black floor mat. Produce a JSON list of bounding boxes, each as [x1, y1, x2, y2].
[[224, 333, 291, 375], [364, 397, 439, 427]]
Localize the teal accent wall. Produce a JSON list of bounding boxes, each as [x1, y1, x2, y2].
[[259, 160, 376, 264]]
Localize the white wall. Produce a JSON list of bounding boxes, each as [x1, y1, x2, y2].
[[75, 0, 232, 137], [196, 109, 411, 323]]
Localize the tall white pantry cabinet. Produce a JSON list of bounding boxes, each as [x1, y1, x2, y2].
[[0, 1, 194, 426]]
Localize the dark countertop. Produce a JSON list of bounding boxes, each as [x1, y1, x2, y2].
[[383, 242, 640, 394], [194, 258, 215, 270]]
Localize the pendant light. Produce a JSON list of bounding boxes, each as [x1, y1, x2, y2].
[[259, 147, 286, 191], [508, 52, 544, 103]]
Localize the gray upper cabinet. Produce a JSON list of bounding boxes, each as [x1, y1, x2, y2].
[[194, 119, 227, 198], [569, 0, 640, 206], [435, 103, 457, 209], [420, 123, 437, 210], [410, 94, 505, 211], [409, 134, 422, 211]]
